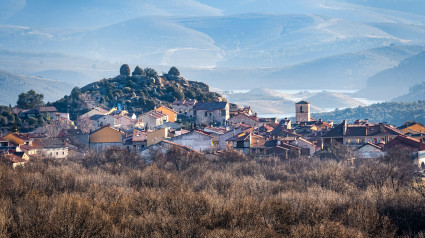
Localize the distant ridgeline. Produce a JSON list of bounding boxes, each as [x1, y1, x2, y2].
[[52, 65, 223, 120], [313, 101, 425, 126]]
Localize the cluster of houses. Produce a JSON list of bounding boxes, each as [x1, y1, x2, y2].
[[2, 99, 425, 168]]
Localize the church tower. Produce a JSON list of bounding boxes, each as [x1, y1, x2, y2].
[[296, 101, 311, 123]]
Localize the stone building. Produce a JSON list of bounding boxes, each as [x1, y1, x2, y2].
[[296, 101, 311, 123]]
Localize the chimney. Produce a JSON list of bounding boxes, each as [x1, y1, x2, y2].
[[342, 120, 347, 136], [379, 123, 385, 133]]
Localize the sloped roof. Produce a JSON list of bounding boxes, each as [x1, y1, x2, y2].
[[144, 110, 168, 119], [194, 102, 228, 111], [32, 138, 66, 149], [89, 126, 124, 135], [385, 135, 425, 151], [323, 122, 403, 138], [172, 99, 197, 106], [38, 106, 57, 112], [132, 129, 147, 142], [296, 100, 310, 105], [357, 142, 383, 150]]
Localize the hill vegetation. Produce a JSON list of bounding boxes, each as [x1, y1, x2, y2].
[[1, 147, 424, 237], [313, 101, 425, 126], [52, 65, 223, 120]]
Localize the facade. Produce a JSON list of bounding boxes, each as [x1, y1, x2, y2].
[[157, 106, 177, 123], [138, 110, 168, 130], [229, 113, 262, 128], [38, 106, 58, 120], [322, 120, 403, 148], [356, 143, 384, 159], [296, 101, 311, 123], [33, 137, 69, 159], [172, 99, 197, 118], [290, 138, 317, 156], [194, 102, 230, 126], [89, 126, 124, 150], [168, 130, 214, 152], [147, 128, 169, 146]]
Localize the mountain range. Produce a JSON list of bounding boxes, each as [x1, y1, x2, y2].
[[0, 0, 425, 103]]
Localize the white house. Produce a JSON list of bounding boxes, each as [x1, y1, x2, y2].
[[168, 130, 215, 152]]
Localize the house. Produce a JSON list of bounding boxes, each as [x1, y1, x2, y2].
[[157, 106, 177, 123], [168, 130, 215, 152], [38, 106, 58, 120], [398, 122, 425, 134], [33, 137, 69, 159], [80, 107, 110, 118], [147, 128, 169, 146], [229, 113, 262, 128], [229, 105, 254, 117], [124, 129, 147, 152], [322, 120, 403, 148], [89, 114, 115, 129], [269, 126, 302, 141], [18, 144, 38, 156], [113, 115, 137, 131], [3, 133, 32, 146], [89, 126, 124, 151], [5, 152, 30, 168], [139, 110, 168, 130], [57, 129, 89, 148], [356, 143, 384, 159], [226, 132, 270, 155], [289, 138, 318, 156], [172, 99, 197, 118], [384, 135, 425, 167], [140, 140, 202, 159], [155, 121, 182, 131], [194, 102, 229, 126], [266, 146, 289, 160]]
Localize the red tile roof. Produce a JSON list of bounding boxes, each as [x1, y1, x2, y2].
[[145, 110, 168, 119]]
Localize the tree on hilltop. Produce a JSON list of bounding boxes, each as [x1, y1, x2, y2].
[[17, 90, 45, 109], [145, 68, 158, 78], [132, 66, 145, 76], [168, 66, 180, 77], [120, 64, 131, 76]]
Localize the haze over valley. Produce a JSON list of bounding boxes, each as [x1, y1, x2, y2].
[[1, 0, 425, 113]]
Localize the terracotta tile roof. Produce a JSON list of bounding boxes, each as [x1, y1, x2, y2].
[[227, 132, 250, 142], [7, 133, 30, 141], [0, 137, 7, 142], [6, 153, 27, 163], [145, 110, 168, 119], [19, 144, 36, 151], [89, 126, 124, 135], [132, 129, 147, 142], [32, 138, 66, 149], [385, 135, 425, 151]]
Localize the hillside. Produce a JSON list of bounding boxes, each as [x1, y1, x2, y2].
[[392, 82, 425, 103], [313, 101, 425, 126], [355, 51, 425, 100], [0, 69, 72, 105], [52, 66, 223, 120], [305, 91, 366, 109]]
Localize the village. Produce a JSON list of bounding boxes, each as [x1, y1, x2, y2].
[[1, 95, 425, 169]]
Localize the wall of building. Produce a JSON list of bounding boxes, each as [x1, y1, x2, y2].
[[147, 128, 168, 146], [89, 127, 123, 143], [39, 147, 69, 159], [170, 132, 214, 152]]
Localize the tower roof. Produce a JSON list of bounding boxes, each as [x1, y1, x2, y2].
[[296, 100, 310, 105]]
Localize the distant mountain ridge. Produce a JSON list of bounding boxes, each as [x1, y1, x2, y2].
[[0, 69, 72, 105]]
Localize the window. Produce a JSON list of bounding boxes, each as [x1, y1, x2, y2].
[[347, 138, 351, 144], [300, 106, 304, 112], [237, 141, 245, 148], [62, 152, 65, 155], [205, 112, 208, 117], [209, 113, 212, 117], [56, 152, 58, 155], [221, 110, 226, 116], [356, 139, 360, 144]]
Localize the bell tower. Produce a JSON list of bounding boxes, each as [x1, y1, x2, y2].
[[296, 101, 311, 123]]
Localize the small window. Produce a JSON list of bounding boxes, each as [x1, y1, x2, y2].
[[56, 152, 58, 155], [205, 112, 208, 117], [62, 152, 65, 155], [300, 106, 304, 113], [221, 110, 226, 116]]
